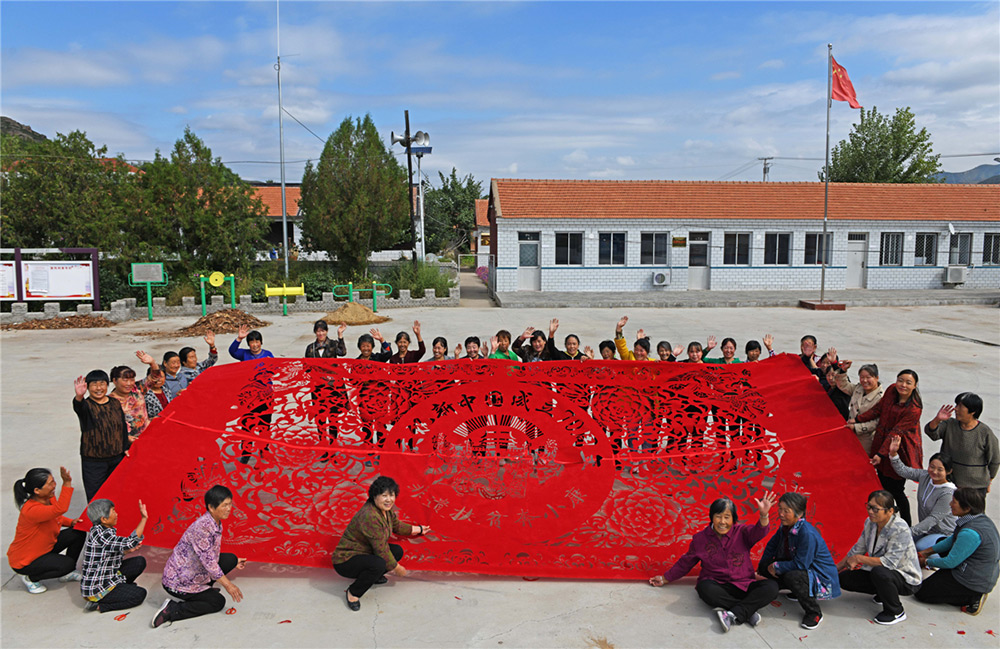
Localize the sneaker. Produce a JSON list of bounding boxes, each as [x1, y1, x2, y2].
[[747, 612, 763, 627], [962, 592, 988, 616], [871, 594, 882, 605], [84, 600, 100, 612], [873, 610, 906, 625], [58, 571, 83, 583], [151, 600, 173, 629], [716, 609, 735, 633], [21, 574, 46, 594], [801, 613, 823, 629], [785, 592, 799, 602]]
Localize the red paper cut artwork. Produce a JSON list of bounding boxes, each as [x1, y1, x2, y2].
[[89, 354, 880, 579]]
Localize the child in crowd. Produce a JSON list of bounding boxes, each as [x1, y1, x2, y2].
[[229, 325, 275, 361], [80, 498, 148, 613]]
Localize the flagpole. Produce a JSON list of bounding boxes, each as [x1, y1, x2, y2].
[[820, 43, 832, 304]]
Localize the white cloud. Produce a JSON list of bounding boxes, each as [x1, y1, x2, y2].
[[616, 156, 636, 166], [759, 59, 785, 70], [504, 162, 518, 174], [1, 48, 129, 87], [589, 168, 624, 178], [710, 71, 741, 81], [563, 149, 589, 164], [168, 106, 188, 114]]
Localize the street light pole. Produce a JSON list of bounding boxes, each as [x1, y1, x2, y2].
[[391, 112, 429, 269]]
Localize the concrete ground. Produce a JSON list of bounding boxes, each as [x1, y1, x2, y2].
[[2, 303, 999, 649]]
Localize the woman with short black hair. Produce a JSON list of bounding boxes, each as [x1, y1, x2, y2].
[[649, 492, 779, 633], [758, 493, 840, 630], [332, 476, 431, 611], [925, 392, 998, 496], [915, 487, 999, 615], [837, 489, 922, 626]]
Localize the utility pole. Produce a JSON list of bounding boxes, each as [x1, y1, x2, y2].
[[758, 157, 773, 182]]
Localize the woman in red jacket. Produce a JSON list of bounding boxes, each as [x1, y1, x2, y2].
[[850, 369, 923, 526], [6, 466, 85, 594]]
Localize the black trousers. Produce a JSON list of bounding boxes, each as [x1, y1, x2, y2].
[[914, 569, 982, 608], [878, 474, 912, 526], [760, 564, 822, 617], [839, 566, 917, 616], [162, 552, 238, 622], [695, 578, 779, 624], [96, 556, 147, 613], [81, 456, 124, 502], [13, 528, 86, 582], [334, 544, 404, 599]]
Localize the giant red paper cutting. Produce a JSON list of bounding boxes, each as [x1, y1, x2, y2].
[[90, 355, 880, 579]]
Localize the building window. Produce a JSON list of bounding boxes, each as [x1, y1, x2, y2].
[[763, 233, 791, 265], [598, 232, 626, 265], [949, 233, 972, 265], [880, 232, 904, 266], [723, 233, 750, 265], [555, 232, 583, 265], [914, 233, 937, 266], [804, 233, 832, 265], [984, 233, 1000, 265], [640, 232, 670, 265]]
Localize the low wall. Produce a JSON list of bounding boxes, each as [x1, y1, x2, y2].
[[1, 287, 461, 325]]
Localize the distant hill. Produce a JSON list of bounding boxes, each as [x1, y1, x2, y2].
[[1, 116, 48, 142], [936, 163, 1000, 184]]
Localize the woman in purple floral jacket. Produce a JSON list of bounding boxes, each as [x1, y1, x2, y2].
[[649, 491, 779, 633]]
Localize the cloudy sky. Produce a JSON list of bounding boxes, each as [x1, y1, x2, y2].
[[2, 1, 998, 186]]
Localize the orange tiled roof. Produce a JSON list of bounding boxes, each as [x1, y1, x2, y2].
[[475, 198, 489, 227], [491, 179, 999, 222], [253, 186, 301, 217]]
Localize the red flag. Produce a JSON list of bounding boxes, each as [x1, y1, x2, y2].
[[831, 56, 861, 108]]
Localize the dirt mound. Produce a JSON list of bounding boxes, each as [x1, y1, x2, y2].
[[176, 309, 271, 337], [2, 315, 116, 330], [321, 302, 390, 326]]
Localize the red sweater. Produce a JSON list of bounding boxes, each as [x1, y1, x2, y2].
[[6, 485, 76, 569], [858, 384, 923, 480]]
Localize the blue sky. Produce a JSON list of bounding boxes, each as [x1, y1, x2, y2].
[[2, 1, 998, 186]]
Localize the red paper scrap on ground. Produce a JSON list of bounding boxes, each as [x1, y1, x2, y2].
[[88, 355, 880, 579], [114, 613, 129, 621]]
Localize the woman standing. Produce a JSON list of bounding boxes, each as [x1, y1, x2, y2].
[[6, 467, 85, 594], [332, 476, 431, 611], [837, 490, 922, 625], [388, 321, 426, 364], [648, 492, 779, 633], [884, 435, 956, 551], [850, 369, 922, 526], [705, 337, 741, 364], [834, 362, 884, 454], [924, 393, 998, 496], [108, 352, 158, 438], [305, 321, 347, 358], [758, 493, 840, 630], [915, 487, 999, 616]]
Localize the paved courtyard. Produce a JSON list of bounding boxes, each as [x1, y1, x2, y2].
[[2, 303, 998, 648]]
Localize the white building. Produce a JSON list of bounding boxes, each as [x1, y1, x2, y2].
[[486, 179, 1000, 293]]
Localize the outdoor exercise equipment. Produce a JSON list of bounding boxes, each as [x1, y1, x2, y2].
[[128, 262, 168, 321], [265, 282, 305, 316], [199, 271, 236, 316], [331, 281, 393, 313]]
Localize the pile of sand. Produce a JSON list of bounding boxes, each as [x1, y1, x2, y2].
[[321, 302, 390, 326], [2, 315, 116, 330], [176, 309, 271, 336]]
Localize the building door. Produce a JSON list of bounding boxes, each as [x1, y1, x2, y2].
[[846, 233, 868, 289], [517, 232, 541, 291], [687, 232, 710, 289]]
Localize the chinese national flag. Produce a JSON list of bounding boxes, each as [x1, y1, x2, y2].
[[831, 57, 861, 109]]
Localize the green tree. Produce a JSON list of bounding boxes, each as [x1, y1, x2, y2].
[[820, 106, 941, 183], [136, 127, 270, 274], [0, 130, 142, 263], [423, 168, 484, 254], [300, 114, 410, 277]]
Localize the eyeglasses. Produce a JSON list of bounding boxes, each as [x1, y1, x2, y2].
[[865, 504, 887, 512]]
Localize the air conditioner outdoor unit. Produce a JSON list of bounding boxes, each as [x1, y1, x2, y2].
[[651, 270, 670, 286], [945, 265, 967, 284]]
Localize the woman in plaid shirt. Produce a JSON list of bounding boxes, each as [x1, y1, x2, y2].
[[80, 499, 148, 613]]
